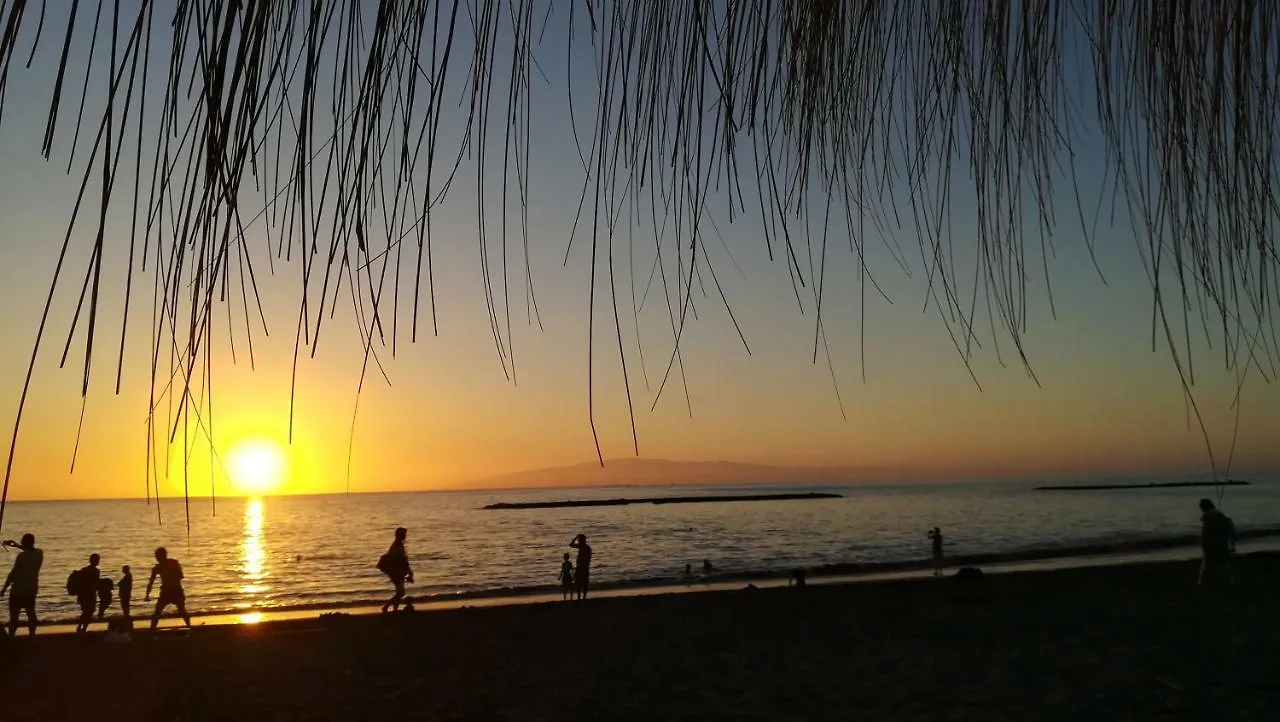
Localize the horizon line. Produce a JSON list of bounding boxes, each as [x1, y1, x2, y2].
[[2, 473, 1269, 505]]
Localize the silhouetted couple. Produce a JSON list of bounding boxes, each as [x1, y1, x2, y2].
[[569, 534, 592, 600], [1, 533, 43, 636], [69, 553, 125, 632], [378, 527, 414, 613]]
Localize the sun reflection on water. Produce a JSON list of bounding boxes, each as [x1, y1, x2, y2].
[[239, 498, 269, 599]]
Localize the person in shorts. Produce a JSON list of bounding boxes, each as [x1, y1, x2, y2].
[[1, 533, 43, 636], [145, 547, 192, 630]]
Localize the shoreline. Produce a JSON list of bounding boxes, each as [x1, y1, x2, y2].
[[4, 551, 1277, 721], [27, 533, 1280, 634]]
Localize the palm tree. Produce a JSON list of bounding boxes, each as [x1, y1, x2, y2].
[[0, 1, 1275, 523]]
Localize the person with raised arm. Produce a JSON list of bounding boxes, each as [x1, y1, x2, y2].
[[569, 534, 593, 601], [1, 533, 43, 636]]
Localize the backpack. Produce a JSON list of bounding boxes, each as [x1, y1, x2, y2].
[[376, 554, 391, 574], [66, 569, 83, 596]]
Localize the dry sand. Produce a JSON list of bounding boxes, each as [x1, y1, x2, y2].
[[1, 553, 1276, 721]]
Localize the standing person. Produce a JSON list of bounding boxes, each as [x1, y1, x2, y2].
[[0, 533, 43, 636], [570, 534, 592, 601], [1197, 499, 1235, 587], [558, 553, 575, 601], [73, 554, 102, 633], [118, 565, 133, 619], [928, 527, 945, 576], [145, 547, 192, 630], [377, 527, 413, 613]]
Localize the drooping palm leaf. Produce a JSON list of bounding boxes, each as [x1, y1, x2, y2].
[[0, 0, 1276, 528]]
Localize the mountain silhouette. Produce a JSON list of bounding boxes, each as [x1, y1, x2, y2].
[[456, 458, 898, 490]]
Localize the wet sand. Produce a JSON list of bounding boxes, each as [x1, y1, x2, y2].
[[2, 553, 1276, 721]]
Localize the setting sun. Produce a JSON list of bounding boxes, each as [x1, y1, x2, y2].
[[227, 440, 288, 495]]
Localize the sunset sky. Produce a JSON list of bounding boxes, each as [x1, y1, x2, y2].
[[0, 5, 1276, 502]]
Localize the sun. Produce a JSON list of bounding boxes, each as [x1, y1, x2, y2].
[[227, 439, 288, 495]]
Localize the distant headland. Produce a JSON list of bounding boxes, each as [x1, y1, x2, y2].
[[1034, 480, 1251, 492], [482, 491, 842, 510], [458, 458, 895, 490]]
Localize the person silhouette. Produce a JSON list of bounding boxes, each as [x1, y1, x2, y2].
[[570, 534, 592, 600], [118, 565, 133, 619], [96, 576, 115, 620], [702, 559, 714, 575], [1197, 499, 1235, 587], [683, 563, 694, 579], [378, 527, 413, 613], [790, 568, 807, 588], [145, 547, 192, 630], [558, 553, 575, 601], [1, 533, 43, 636], [928, 527, 945, 576], [74, 554, 102, 633]]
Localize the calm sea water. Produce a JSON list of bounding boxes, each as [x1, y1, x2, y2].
[[3, 480, 1278, 622]]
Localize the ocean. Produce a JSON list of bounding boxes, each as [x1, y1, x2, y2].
[[3, 480, 1278, 623]]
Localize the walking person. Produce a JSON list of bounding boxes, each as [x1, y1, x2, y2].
[[0, 533, 43, 636], [377, 527, 413, 613], [96, 576, 115, 620], [145, 547, 192, 630], [570, 534, 593, 601], [928, 527, 945, 577], [73, 554, 102, 633], [1197, 499, 1236, 587]]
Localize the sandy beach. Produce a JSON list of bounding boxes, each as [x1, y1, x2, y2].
[[2, 552, 1275, 721]]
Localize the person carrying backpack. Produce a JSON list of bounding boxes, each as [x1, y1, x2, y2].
[[71, 554, 102, 633], [378, 527, 413, 613]]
